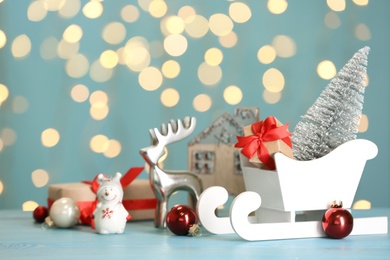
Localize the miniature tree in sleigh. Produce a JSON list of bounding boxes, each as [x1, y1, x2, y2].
[[197, 47, 388, 241]]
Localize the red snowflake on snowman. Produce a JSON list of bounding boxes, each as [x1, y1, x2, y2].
[[102, 208, 114, 219]]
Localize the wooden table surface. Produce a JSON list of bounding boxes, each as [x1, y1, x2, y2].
[[0, 209, 389, 259]]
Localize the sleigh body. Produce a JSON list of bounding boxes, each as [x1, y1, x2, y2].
[[241, 139, 376, 223], [197, 139, 388, 240]]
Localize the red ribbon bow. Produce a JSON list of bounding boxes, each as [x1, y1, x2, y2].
[[235, 116, 292, 170]]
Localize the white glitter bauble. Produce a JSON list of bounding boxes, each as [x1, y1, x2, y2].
[[49, 198, 80, 228]]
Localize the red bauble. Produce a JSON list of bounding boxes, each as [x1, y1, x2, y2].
[[322, 201, 353, 239], [166, 205, 200, 236], [33, 205, 49, 223]]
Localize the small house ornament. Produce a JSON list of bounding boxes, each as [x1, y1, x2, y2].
[[93, 172, 131, 234], [188, 107, 259, 196]]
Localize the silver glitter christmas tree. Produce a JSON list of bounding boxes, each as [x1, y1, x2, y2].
[[292, 46, 370, 161]]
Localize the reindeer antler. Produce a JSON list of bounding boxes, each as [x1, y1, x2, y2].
[[153, 117, 196, 146], [141, 117, 196, 165]]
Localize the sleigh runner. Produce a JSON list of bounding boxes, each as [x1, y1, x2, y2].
[[197, 139, 388, 241]]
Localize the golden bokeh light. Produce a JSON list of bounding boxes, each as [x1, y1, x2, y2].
[[82, 0, 103, 19], [124, 38, 151, 72], [89, 60, 111, 85], [0, 30, 6, 48], [125, 47, 151, 71], [161, 88, 180, 107], [353, 0, 369, 6], [178, 6, 196, 20], [58, 0, 81, 18], [0, 180, 3, 195], [40, 37, 59, 60], [139, 66, 163, 91], [205, 48, 223, 66], [272, 35, 296, 58], [165, 16, 185, 35], [353, 199, 371, 209], [32, 169, 49, 188], [263, 89, 282, 104], [219, 31, 238, 48], [262, 68, 285, 93], [27, 0, 47, 22], [41, 128, 60, 147], [89, 64, 112, 83], [65, 53, 89, 78], [198, 62, 222, 86], [358, 114, 369, 133], [103, 139, 122, 158], [90, 134, 109, 153], [138, 0, 152, 12], [90, 103, 109, 120], [102, 22, 126, 45], [164, 34, 188, 57], [158, 147, 168, 164], [149, 0, 167, 18], [99, 50, 119, 69], [317, 60, 337, 80], [63, 24, 83, 43], [57, 39, 80, 59], [117, 47, 126, 65], [326, 0, 346, 12], [364, 72, 369, 86], [257, 45, 277, 64], [22, 201, 39, 212], [124, 35, 150, 50], [267, 0, 288, 14], [11, 34, 32, 58], [71, 84, 89, 103], [209, 13, 234, 37], [355, 23, 371, 41], [229, 2, 251, 23], [1, 128, 17, 146], [184, 15, 209, 39], [44, 0, 66, 11], [162, 60, 180, 79], [223, 85, 242, 105], [89, 90, 108, 105], [12, 96, 29, 114], [0, 83, 9, 105], [121, 5, 140, 23], [193, 94, 212, 112], [324, 12, 341, 29]]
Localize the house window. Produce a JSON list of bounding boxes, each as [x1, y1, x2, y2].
[[192, 150, 215, 174], [233, 151, 242, 175]]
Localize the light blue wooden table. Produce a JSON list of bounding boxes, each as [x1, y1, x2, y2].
[[0, 209, 389, 259]]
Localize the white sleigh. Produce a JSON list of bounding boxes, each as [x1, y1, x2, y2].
[[197, 139, 388, 241]]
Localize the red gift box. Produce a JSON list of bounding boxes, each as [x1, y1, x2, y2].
[[235, 116, 293, 170]]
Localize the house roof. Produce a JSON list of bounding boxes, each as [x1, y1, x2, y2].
[[188, 107, 259, 146]]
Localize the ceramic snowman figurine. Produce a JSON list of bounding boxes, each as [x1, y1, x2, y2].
[[93, 172, 131, 234]]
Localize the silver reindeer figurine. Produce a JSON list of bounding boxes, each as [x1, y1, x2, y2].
[[140, 117, 203, 228]]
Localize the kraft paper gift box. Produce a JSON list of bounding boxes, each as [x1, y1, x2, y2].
[[121, 179, 156, 221], [48, 179, 156, 223], [239, 116, 294, 170]]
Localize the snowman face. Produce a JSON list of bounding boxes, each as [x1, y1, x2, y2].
[[98, 185, 120, 202]]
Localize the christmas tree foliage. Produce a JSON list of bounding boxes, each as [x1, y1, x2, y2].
[[292, 46, 370, 161]]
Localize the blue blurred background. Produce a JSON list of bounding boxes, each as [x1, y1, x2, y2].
[[0, 0, 389, 210]]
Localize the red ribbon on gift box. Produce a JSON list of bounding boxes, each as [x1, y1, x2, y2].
[[235, 116, 292, 170], [48, 167, 157, 228]]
